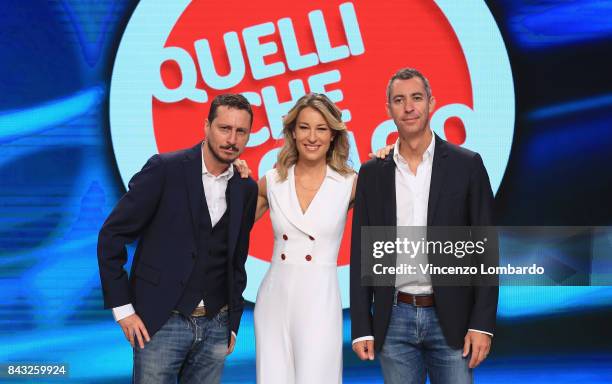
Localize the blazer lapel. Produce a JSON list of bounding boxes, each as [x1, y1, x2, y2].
[[380, 153, 398, 289], [380, 154, 397, 227], [269, 166, 315, 236], [182, 143, 204, 242], [427, 134, 449, 225], [226, 172, 244, 260]]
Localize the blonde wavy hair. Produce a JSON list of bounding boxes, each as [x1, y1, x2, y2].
[[276, 93, 353, 181]]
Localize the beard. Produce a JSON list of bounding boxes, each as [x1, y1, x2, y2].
[[207, 139, 239, 164]]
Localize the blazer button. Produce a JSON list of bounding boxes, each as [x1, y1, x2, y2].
[[281, 254, 286, 260], [283, 234, 288, 240], [308, 235, 315, 241], [305, 255, 312, 261]]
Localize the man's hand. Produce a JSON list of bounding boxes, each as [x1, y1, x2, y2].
[[233, 159, 252, 178], [463, 330, 491, 368], [118, 313, 150, 349], [352, 340, 375, 361], [226, 333, 236, 355]]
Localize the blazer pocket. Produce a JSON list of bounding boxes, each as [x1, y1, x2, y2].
[[134, 262, 161, 285]]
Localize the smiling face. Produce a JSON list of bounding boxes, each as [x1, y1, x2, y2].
[[292, 106, 334, 164], [387, 77, 435, 138], [205, 105, 251, 164]]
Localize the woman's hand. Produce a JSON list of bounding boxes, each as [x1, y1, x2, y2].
[[369, 144, 394, 159], [233, 158, 252, 178]]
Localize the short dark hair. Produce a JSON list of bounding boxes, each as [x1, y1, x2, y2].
[[207, 94, 253, 127], [386, 68, 432, 102]]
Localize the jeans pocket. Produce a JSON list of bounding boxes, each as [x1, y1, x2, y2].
[[215, 309, 229, 328]]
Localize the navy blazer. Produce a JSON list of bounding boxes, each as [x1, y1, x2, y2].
[[97, 143, 257, 340], [350, 134, 499, 351]]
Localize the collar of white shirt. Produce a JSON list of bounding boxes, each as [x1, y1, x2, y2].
[[289, 164, 346, 183], [392, 130, 436, 166], [324, 165, 346, 182], [201, 142, 234, 180]]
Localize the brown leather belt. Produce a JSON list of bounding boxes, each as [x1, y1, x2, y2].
[[191, 306, 207, 317], [174, 304, 228, 318], [397, 292, 435, 307]]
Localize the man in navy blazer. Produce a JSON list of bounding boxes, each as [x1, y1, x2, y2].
[[97, 94, 258, 383], [351, 69, 498, 383]]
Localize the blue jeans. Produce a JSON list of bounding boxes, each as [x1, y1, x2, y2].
[[133, 310, 229, 384], [379, 302, 472, 384]]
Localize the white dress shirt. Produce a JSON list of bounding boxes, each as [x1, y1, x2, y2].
[[394, 134, 435, 295], [112, 143, 234, 332], [353, 133, 491, 345]]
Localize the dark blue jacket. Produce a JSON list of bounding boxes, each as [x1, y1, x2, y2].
[[350, 134, 498, 351], [97, 143, 257, 341]]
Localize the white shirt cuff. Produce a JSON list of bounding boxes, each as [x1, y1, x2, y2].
[[112, 303, 135, 322], [468, 328, 494, 337], [231, 331, 237, 339], [352, 335, 374, 345]]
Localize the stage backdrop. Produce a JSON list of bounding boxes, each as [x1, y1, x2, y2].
[[1, 1, 611, 383]]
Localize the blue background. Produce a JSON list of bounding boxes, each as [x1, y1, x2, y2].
[[1, 0, 611, 382]]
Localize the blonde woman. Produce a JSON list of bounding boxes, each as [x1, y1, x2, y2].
[[253, 93, 357, 383]]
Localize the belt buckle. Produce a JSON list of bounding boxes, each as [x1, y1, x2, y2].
[[413, 295, 418, 306]]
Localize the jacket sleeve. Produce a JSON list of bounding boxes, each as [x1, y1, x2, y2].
[[467, 153, 499, 334], [97, 155, 165, 309], [350, 169, 375, 340], [229, 181, 258, 335]]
